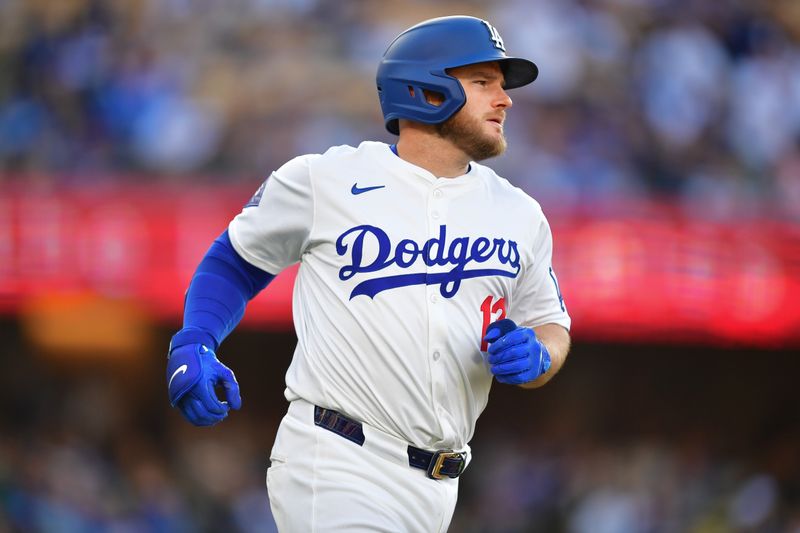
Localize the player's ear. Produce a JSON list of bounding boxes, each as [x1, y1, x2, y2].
[[406, 86, 444, 107], [423, 89, 444, 107]]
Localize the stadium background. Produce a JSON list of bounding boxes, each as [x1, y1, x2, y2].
[[1, 0, 799, 531]]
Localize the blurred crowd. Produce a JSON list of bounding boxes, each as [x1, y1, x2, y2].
[[2, 337, 800, 533], [1, 0, 800, 217], [3, 410, 800, 533], [2, 1, 800, 531]]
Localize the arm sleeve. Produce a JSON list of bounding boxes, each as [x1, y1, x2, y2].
[[169, 230, 275, 353], [511, 213, 571, 331], [228, 154, 318, 274]]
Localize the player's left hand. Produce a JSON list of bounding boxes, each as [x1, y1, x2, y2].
[[167, 343, 242, 426], [483, 319, 551, 385]]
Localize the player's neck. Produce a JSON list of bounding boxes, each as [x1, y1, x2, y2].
[[395, 128, 471, 178]]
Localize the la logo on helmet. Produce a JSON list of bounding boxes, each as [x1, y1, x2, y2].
[[481, 20, 506, 51]]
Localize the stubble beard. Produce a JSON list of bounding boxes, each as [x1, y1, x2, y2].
[[435, 111, 507, 162]]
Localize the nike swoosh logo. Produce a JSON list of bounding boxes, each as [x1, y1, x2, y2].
[[351, 183, 386, 195], [168, 364, 188, 389]]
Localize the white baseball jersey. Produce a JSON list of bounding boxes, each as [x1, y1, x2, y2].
[[228, 141, 570, 451]]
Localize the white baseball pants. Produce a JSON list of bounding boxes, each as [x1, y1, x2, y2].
[[267, 399, 460, 532]]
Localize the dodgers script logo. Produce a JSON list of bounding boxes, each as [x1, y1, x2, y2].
[[336, 225, 520, 299]]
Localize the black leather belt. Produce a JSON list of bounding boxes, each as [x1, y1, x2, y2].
[[313, 405, 466, 480]]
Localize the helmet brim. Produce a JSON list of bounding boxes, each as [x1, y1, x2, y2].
[[498, 57, 539, 89]]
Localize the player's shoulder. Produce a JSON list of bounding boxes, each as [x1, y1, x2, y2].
[[270, 142, 390, 195], [472, 162, 545, 217], [316, 141, 388, 162], [289, 141, 386, 172], [274, 152, 322, 177], [275, 142, 371, 176]]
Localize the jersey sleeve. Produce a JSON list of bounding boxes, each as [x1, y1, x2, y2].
[[511, 211, 571, 331], [228, 154, 318, 274]]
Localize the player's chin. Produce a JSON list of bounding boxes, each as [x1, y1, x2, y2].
[[469, 141, 506, 162], [481, 131, 507, 157], [484, 123, 506, 143]]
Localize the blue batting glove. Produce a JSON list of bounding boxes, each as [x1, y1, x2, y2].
[[167, 343, 242, 426], [483, 319, 551, 385]]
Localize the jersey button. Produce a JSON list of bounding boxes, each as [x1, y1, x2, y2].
[[433, 189, 443, 199], [431, 211, 440, 219], [429, 293, 438, 303], [433, 351, 440, 361]]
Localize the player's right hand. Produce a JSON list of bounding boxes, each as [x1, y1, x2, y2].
[[166, 343, 242, 426]]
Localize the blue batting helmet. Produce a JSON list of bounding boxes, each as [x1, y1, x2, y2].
[[376, 16, 538, 135]]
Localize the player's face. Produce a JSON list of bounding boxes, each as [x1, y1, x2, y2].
[[436, 62, 513, 161]]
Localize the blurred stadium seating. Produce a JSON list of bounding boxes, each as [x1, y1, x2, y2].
[[1, 0, 799, 531]]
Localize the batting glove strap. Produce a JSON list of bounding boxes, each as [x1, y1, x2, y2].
[[166, 344, 205, 406], [169, 327, 217, 354]]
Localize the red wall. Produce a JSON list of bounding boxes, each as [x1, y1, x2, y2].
[[1, 183, 798, 348]]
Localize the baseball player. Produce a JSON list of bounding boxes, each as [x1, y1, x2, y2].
[[166, 15, 571, 532]]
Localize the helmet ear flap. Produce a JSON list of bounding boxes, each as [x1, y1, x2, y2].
[[387, 85, 448, 134], [379, 73, 467, 135]]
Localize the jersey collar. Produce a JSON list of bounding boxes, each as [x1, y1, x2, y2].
[[388, 143, 473, 178]]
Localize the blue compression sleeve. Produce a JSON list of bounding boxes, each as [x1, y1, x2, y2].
[[169, 230, 275, 352]]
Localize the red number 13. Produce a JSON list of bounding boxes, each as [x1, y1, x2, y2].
[[480, 295, 506, 351]]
